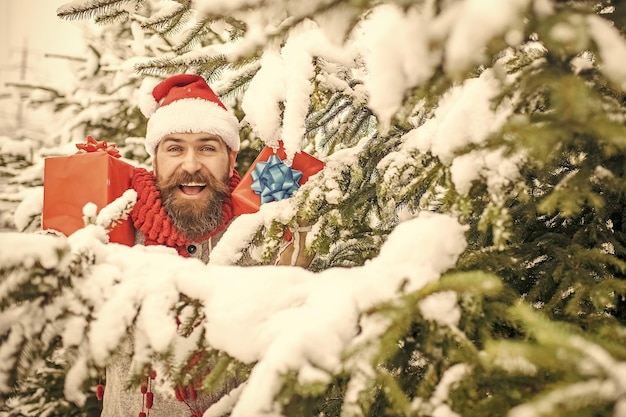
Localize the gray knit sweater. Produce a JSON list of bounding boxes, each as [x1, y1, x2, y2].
[[101, 230, 236, 417]]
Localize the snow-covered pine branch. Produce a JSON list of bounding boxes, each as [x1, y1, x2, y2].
[[0, 212, 467, 416]]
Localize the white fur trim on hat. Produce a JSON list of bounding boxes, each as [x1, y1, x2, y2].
[[145, 98, 241, 157]]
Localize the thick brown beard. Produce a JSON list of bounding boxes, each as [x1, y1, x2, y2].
[[157, 168, 230, 240]]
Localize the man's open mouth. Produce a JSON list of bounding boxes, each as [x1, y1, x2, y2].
[[179, 182, 207, 195]]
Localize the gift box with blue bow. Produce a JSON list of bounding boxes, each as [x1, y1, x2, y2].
[[232, 141, 324, 216]]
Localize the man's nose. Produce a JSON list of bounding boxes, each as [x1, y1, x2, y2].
[[181, 151, 202, 174]]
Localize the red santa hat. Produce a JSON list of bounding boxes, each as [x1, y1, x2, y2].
[[139, 74, 240, 157]]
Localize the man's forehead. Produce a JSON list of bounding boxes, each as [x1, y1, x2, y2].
[[161, 133, 225, 144]]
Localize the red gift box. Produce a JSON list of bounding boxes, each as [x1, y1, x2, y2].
[[232, 142, 324, 216], [42, 151, 135, 246]]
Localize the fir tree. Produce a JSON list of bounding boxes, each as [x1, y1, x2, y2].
[[2, 1, 626, 417]]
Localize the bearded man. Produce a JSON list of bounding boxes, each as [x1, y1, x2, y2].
[[101, 74, 311, 417], [129, 74, 242, 262]]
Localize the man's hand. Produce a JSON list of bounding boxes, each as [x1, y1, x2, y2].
[[276, 221, 315, 267]]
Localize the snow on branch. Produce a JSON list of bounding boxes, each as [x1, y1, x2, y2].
[[95, 189, 137, 232], [0, 212, 466, 415]]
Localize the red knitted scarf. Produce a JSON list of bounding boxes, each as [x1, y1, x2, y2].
[[130, 167, 241, 257]]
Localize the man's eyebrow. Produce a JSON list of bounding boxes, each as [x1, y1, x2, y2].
[[196, 136, 222, 144], [161, 137, 183, 144]]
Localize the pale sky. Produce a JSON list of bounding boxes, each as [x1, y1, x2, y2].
[[0, 0, 84, 87], [0, 0, 85, 130]]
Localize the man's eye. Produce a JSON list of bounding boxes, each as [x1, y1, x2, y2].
[[167, 146, 182, 152], [201, 146, 216, 152]]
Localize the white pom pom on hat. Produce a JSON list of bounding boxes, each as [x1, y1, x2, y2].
[[140, 74, 240, 157], [138, 77, 160, 118]]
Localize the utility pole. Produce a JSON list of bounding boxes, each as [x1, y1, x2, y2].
[[16, 38, 28, 129]]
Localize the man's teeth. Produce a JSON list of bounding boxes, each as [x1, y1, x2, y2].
[[181, 182, 206, 186]]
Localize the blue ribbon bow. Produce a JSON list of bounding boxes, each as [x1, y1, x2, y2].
[[251, 154, 303, 203]]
